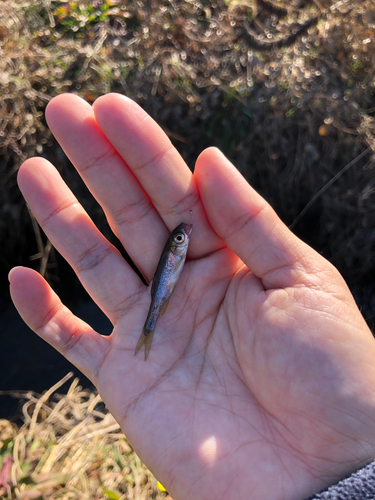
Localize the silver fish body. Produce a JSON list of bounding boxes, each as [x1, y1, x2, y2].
[[135, 221, 192, 360]]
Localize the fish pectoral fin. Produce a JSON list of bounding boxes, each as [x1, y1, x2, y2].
[[160, 299, 170, 316], [134, 329, 155, 361]]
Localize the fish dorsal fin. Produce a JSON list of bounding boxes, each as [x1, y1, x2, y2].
[[160, 299, 169, 316]]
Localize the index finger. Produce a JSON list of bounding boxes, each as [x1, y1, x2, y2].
[[93, 93, 224, 259]]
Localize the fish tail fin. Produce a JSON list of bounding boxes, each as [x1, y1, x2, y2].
[[134, 328, 155, 360]]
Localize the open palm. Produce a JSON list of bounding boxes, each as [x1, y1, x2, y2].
[[10, 93, 375, 500]]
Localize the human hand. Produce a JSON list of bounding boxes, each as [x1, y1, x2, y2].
[[9, 93, 375, 500]]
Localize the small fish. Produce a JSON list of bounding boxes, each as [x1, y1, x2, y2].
[[135, 216, 193, 360]]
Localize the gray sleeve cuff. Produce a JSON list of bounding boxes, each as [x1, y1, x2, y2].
[[306, 461, 375, 499]]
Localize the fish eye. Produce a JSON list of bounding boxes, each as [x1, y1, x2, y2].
[[174, 233, 185, 244]]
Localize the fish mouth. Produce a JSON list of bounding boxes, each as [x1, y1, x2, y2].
[[183, 223, 193, 236]]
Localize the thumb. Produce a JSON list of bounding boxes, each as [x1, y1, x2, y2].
[[195, 147, 329, 290]]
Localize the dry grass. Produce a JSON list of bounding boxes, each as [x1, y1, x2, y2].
[[0, 373, 172, 499], [1, 2, 375, 303]]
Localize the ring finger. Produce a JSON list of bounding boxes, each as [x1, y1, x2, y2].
[[18, 157, 144, 324]]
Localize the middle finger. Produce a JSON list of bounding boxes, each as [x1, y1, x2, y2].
[[45, 93, 167, 283]]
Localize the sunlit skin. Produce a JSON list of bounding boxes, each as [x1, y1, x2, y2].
[[9, 93, 375, 500]]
